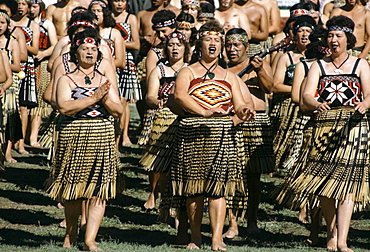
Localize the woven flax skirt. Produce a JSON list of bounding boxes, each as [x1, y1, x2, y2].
[[47, 117, 120, 202], [171, 116, 244, 198]]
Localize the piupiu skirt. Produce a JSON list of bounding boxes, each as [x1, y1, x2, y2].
[[240, 112, 275, 174], [137, 108, 157, 146], [288, 107, 370, 209], [31, 60, 52, 117], [140, 107, 179, 172], [171, 116, 244, 197], [47, 117, 120, 202]]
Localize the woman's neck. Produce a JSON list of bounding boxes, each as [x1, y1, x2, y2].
[[169, 58, 184, 67]]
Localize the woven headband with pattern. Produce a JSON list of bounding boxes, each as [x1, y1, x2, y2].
[[178, 21, 195, 29], [198, 12, 214, 18], [0, 11, 10, 23], [182, 0, 200, 7], [90, 0, 107, 8], [290, 9, 309, 17], [328, 26, 353, 33], [72, 8, 87, 15], [167, 32, 187, 42], [31, 0, 43, 4], [199, 31, 223, 38], [75, 37, 100, 47], [225, 34, 249, 43], [70, 21, 97, 29], [294, 22, 315, 31], [153, 18, 176, 28]]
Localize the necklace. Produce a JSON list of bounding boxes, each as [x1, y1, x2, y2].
[[331, 54, 350, 74], [79, 68, 95, 85], [170, 63, 185, 77], [199, 60, 217, 79]]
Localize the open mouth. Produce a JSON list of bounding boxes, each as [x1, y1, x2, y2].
[[209, 47, 216, 53]]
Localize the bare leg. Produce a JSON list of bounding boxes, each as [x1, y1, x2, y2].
[[29, 115, 41, 147], [176, 208, 190, 245], [246, 173, 261, 234], [186, 196, 204, 249], [63, 199, 82, 248], [222, 209, 238, 239], [337, 198, 354, 252], [122, 100, 132, 146], [18, 106, 29, 154], [5, 141, 16, 163], [157, 172, 170, 222], [80, 200, 88, 232], [144, 171, 160, 210], [307, 207, 321, 246], [208, 197, 226, 251], [319, 197, 337, 251], [298, 204, 308, 224], [83, 197, 106, 251]]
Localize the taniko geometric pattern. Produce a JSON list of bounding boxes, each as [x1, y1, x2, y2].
[[188, 79, 232, 111], [318, 75, 361, 107], [71, 87, 108, 118]]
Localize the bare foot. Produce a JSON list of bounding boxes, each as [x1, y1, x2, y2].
[[338, 246, 353, 252], [57, 203, 64, 209], [63, 234, 76, 248], [186, 243, 200, 249], [222, 228, 238, 239], [246, 222, 261, 235], [59, 219, 66, 228], [18, 149, 29, 154], [122, 137, 132, 146], [327, 236, 338, 251], [5, 154, 17, 163], [30, 142, 41, 147], [298, 207, 308, 224], [211, 242, 226, 251], [144, 193, 156, 210], [83, 242, 103, 251]]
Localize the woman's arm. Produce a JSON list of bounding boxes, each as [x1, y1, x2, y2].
[[56, 75, 110, 116], [112, 28, 126, 68], [301, 61, 327, 113], [1, 51, 13, 92], [146, 66, 162, 109], [28, 21, 40, 55], [272, 53, 291, 94], [125, 14, 140, 50], [9, 39, 21, 72], [355, 59, 370, 114], [291, 62, 305, 104], [13, 28, 28, 62], [145, 49, 160, 82]]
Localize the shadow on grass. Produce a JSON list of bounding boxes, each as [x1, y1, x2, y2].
[[0, 189, 54, 206], [0, 208, 58, 225], [0, 228, 60, 247], [0, 167, 49, 190]]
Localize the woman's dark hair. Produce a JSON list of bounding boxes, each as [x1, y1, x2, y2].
[[292, 15, 316, 35], [88, 0, 116, 28], [67, 10, 99, 41], [192, 20, 226, 67], [35, 1, 46, 13], [0, 10, 10, 38], [305, 26, 327, 60], [325, 15, 356, 50], [151, 10, 177, 30], [0, 0, 17, 16], [70, 29, 102, 64], [283, 16, 297, 36], [163, 31, 191, 63], [176, 12, 197, 46], [225, 28, 249, 48]]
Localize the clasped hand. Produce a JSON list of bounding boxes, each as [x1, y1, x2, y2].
[[92, 80, 111, 101]]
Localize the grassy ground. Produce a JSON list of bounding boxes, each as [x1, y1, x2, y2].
[[0, 105, 369, 251]]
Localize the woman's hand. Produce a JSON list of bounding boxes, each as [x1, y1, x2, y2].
[[240, 107, 256, 121], [315, 102, 331, 114], [202, 107, 226, 118], [93, 80, 111, 102], [354, 101, 369, 114]]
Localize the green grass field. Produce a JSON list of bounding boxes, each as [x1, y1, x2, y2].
[[0, 105, 369, 251]]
